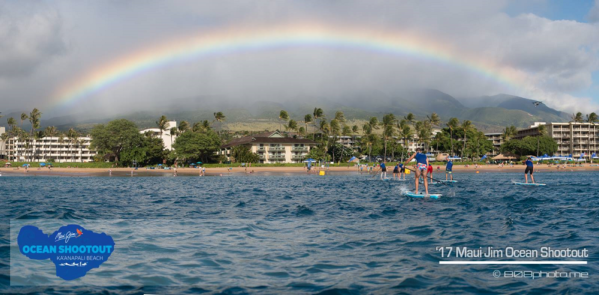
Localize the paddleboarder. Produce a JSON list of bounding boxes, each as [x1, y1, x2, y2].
[[524, 157, 535, 183], [405, 148, 429, 195], [399, 162, 406, 180], [446, 158, 453, 181], [379, 161, 387, 180], [393, 163, 400, 180]]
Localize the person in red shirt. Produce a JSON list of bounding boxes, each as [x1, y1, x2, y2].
[[427, 164, 434, 183]]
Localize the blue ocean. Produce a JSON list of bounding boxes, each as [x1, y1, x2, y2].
[[1, 172, 598, 294]]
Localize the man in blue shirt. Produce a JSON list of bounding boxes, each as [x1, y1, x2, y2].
[[446, 158, 453, 181], [405, 148, 429, 195], [399, 162, 406, 180], [524, 157, 535, 183], [393, 163, 400, 180], [379, 161, 387, 179]]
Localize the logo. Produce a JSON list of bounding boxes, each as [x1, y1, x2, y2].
[[17, 224, 115, 280]]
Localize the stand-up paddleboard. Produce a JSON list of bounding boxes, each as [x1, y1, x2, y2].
[[404, 192, 442, 199], [439, 180, 458, 183], [513, 182, 546, 186], [382, 178, 391, 181]]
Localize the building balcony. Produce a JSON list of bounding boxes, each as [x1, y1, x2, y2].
[[269, 146, 286, 151], [292, 147, 308, 152], [268, 154, 286, 160]]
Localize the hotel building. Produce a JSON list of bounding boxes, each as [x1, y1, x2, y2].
[[484, 133, 503, 156], [220, 131, 317, 163], [514, 122, 599, 158], [3, 135, 98, 163], [139, 120, 178, 150]]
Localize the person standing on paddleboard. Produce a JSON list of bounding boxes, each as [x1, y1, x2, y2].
[[393, 163, 400, 180], [524, 157, 535, 183], [379, 161, 387, 179], [399, 162, 406, 180], [405, 148, 429, 195], [445, 158, 453, 181]]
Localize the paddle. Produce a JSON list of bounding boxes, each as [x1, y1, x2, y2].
[[404, 167, 451, 186]]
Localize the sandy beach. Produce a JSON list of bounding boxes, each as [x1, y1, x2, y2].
[[1, 163, 597, 177]]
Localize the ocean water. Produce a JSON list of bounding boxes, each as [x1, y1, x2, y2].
[[1, 172, 598, 294]]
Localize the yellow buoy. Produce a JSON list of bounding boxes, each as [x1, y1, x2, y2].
[[319, 171, 325, 176], [405, 169, 411, 174]]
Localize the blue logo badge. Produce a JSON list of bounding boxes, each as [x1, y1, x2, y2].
[[17, 224, 115, 280]]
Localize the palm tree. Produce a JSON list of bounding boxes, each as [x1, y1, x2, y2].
[[29, 108, 41, 136], [20, 113, 28, 128], [178, 121, 189, 134], [287, 119, 298, 132], [461, 120, 473, 159], [304, 114, 312, 137], [404, 113, 415, 126], [446, 118, 460, 156], [77, 138, 85, 162], [7, 117, 16, 130], [169, 127, 178, 146], [278, 110, 289, 131], [398, 125, 413, 160], [352, 125, 359, 134], [363, 123, 372, 135], [427, 113, 441, 153], [67, 128, 78, 163], [334, 111, 346, 123], [381, 114, 396, 161], [156, 115, 168, 138], [313, 108, 324, 140], [536, 124, 546, 157], [298, 126, 306, 137], [502, 125, 518, 141], [213, 111, 226, 134], [57, 132, 65, 163], [329, 119, 341, 163], [192, 122, 202, 133], [587, 113, 598, 160], [571, 112, 583, 123], [44, 126, 58, 162]]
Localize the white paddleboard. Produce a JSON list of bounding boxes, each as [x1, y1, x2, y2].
[[439, 180, 458, 183], [513, 182, 546, 186], [404, 192, 442, 199]]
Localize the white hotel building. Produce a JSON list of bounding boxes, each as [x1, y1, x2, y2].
[[0, 121, 178, 163], [2, 135, 98, 163], [139, 121, 178, 150]]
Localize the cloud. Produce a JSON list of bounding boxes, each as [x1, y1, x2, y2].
[[0, 0, 597, 117], [0, 1, 65, 78], [588, 0, 599, 23]]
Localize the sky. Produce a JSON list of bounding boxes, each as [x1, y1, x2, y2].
[[0, 0, 598, 118]]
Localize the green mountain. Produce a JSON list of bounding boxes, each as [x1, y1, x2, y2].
[[1, 90, 576, 134]]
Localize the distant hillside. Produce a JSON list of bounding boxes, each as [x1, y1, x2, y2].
[[0, 89, 577, 134]]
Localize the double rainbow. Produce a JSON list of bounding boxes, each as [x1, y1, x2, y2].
[[51, 22, 524, 108]]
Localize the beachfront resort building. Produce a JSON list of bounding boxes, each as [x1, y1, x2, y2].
[[3, 135, 98, 163], [0, 127, 6, 160], [220, 131, 317, 163], [513, 122, 599, 159], [139, 120, 178, 150], [484, 133, 503, 156]]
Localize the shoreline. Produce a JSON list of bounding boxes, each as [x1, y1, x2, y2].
[[1, 164, 596, 177]]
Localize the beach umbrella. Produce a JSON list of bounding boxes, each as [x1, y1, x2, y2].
[[190, 163, 196, 166], [304, 158, 316, 163], [22, 164, 28, 167], [196, 162, 202, 164], [40, 163, 46, 167], [158, 164, 163, 166]]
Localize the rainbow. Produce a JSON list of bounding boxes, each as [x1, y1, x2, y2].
[[51, 22, 525, 108]]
